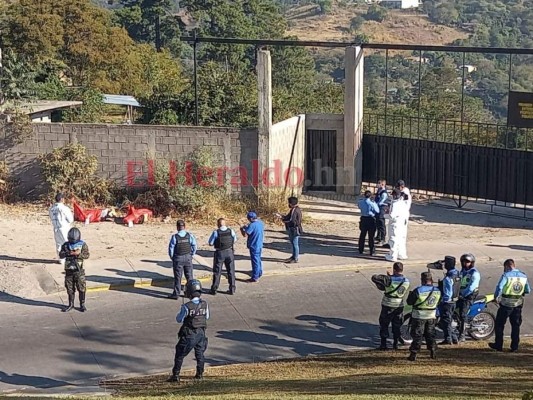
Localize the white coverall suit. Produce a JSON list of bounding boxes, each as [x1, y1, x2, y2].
[[49, 202, 74, 263], [386, 198, 409, 261]]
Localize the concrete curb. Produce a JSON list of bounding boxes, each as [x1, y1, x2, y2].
[[85, 274, 212, 293]]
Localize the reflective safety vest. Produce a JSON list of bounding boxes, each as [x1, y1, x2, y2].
[[382, 276, 410, 308], [501, 272, 528, 307], [412, 287, 442, 319], [460, 268, 477, 289]]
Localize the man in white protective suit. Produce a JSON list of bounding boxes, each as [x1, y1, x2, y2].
[[49, 193, 74, 265], [385, 189, 409, 262]]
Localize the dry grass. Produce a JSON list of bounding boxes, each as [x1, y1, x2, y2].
[[286, 1, 469, 45], [98, 339, 533, 400]]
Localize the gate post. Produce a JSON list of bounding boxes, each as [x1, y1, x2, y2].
[[343, 46, 364, 196], [257, 49, 272, 197]]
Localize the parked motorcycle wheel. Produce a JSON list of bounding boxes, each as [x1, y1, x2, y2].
[[468, 311, 496, 340], [400, 315, 413, 344]]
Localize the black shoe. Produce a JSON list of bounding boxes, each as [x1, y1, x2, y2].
[[210, 288, 217, 295], [62, 304, 74, 312], [288, 259, 299, 264], [397, 337, 405, 345], [392, 340, 399, 350], [194, 374, 203, 380], [283, 257, 294, 263], [452, 339, 458, 345], [510, 348, 518, 353], [167, 293, 179, 300], [430, 350, 437, 359], [457, 335, 465, 343], [439, 340, 452, 345], [228, 289, 235, 295], [488, 343, 502, 352], [167, 375, 179, 383], [378, 338, 387, 350], [407, 352, 417, 361], [79, 303, 87, 312], [382, 243, 391, 249], [370, 251, 376, 256]]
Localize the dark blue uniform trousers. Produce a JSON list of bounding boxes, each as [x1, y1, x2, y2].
[[172, 254, 194, 296], [172, 327, 208, 376]]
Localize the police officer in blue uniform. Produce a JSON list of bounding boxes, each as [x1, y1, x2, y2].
[[489, 259, 530, 352], [240, 211, 264, 283], [374, 179, 389, 244], [209, 218, 237, 295], [168, 220, 197, 299], [357, 190, 380, 255], [406, 271, 442, 361], [372, 262, 410, 350], [437, 256, 461, 345], [168, 279, 209, 383], [456, 253, 480, 342]]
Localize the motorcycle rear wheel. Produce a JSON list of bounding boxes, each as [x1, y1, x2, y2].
[[468, 311, 496, 340]]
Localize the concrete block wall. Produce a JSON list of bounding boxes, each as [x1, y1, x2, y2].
[[1, 123, 258, 198], [269, 115, 305, 194]]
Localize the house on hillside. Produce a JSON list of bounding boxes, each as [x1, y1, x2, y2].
[[379, 0, 420, 9]]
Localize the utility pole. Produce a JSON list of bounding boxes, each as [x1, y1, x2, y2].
[[155, 13, 162, 52]]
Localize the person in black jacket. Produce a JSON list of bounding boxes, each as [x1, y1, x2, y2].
[[276, 196, 303, 264]]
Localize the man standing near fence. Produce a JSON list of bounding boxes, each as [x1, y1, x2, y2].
[[49, 193, 74, 265], [374, 180, 389, 245], [357, 190, 380, 256]]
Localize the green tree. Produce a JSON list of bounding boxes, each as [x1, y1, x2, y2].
[[350, 15, 365, 33], [365, 5, 388, 22]]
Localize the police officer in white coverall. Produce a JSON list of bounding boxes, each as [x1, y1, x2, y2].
[[385, 189, 409, 262], [49, 193, 74, 265]]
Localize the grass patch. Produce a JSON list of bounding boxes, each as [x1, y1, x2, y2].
[[98, 339, 533, 400]]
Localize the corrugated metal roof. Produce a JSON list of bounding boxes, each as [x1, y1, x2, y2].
[[103, 94, 141, 107], [5, 100, 83, 114]]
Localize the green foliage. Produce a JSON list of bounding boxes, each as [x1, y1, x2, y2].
[[317, 0, 332, 14], [0, 49, 37, 105], [4, 112, 35, 145], [350, 15, 365, 33], [365, 5, 388, 22], [0, 161, 17, 203], [135, 146, 225, 216], [62, 88, 106, 123], [523, 390, 533, 400], [39, 143, 114, 205]]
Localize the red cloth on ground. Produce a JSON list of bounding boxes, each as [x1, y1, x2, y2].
[[72, 200, 104, 223], [123, 205, 153, 224]]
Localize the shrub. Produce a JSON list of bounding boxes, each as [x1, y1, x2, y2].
[[39, 143, 114, 205], [365, 5, 388, 22], [0, 161, 17, 203]]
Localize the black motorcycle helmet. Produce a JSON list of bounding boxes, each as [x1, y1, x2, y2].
[[186, 279, 202, 299], [460, 253, 476, 268], [67, 227, 81, 243]]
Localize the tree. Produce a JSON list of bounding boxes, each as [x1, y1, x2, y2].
[[365, 5, 388, 22], [350, 15, 365, 33], [0, 49, 36, 106], [317, 0, 332, 14]]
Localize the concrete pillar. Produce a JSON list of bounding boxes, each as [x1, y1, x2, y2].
[[343, 46, 364, 196], [257, 49, 272, 191]]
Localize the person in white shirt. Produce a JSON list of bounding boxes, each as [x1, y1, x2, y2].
[[396, 180, 411, 211], [49, 193, 74, 265], [385, 189, 409, 262]]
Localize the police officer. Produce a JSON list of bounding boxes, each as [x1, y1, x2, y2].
[[371, 262, 410, 350], [456, 253, 480, 342], [168, 220, 197, 299], [59, 227, 90, 312], [168, 279, 209, 383], [357, 190, 380, 255], [209, 218, 237, 295], [437, 256, 461, 345], [374, 179, 389, 245], [489, 259, 530, 352], [240, 211, 264, 283], [406, 271, 441, 361]]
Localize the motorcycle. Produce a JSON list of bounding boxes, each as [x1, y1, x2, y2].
[[399, 260, 497, 343]]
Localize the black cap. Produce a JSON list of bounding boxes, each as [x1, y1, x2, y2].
[[176, 219, 185, 229], [444, 256, 456, 270], [421, 271, 433, 282], [55, 193, 64, 202], [396, 180, 405, 187]]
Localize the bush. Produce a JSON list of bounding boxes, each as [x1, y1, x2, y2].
[[365, 5, 388, 22], [0, 161, 17, 203], [39, 143, 114, 205], [523, 391, 533, 400]]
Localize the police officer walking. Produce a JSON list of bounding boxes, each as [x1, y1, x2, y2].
[[357, 190, 380, 255], [371, 262, 410, 350], [168, 279, 209, 383], [437, 256, 461, 345], [489, 259, 530, 352], [209, 218, 237, 295], [406, 271, 441, 361], [168, 220, 197, 299], [456, 253, 480, 342], [59, 228, 90, 312]]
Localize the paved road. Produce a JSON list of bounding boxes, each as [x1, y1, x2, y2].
[[1, 263, 532, 395]]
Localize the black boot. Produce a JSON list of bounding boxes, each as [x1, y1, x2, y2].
[[79, 292, 87, 312], [393, 339, 399, 350], [378, 338, 388, 350], [430, 349, 437, 359], [167, 374, 179, 383], [62, 294, 75, 312], [407, 352, 417, 361], [194, 367, 204, 380]]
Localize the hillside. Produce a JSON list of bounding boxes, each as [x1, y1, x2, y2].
[[285, 1, 469, 45]]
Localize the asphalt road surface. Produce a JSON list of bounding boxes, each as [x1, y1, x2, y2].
[[1, 263, 532, 395]]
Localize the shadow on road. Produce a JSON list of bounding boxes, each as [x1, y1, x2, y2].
[[0, 371, 72, 389], [487, 244, 533, 252], [0, 255, 57, 264], [0, 293, 63, 310]]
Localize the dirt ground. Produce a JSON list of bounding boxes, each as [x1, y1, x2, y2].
[[1, 200, 532, 298]]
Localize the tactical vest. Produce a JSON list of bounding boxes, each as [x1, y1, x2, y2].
[[183, 300, 208, 329], [412, 287, 442, 319], [501, 273, 528, 307], [460, 268, 479, 293], [174, 233, 191, 256], [382, 277, 410, 308], [64, 241, 85, 272], [214, 229, 233, 251], [438, 274, 461, 302]]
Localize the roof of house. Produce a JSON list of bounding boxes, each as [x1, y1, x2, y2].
[[102, 94, 141, 107], [4, 100, 83, 115]]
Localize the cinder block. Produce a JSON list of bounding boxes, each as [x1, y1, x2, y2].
[[156, 144, 169, 152], [57, 133, 70, 142], [168, 145, 184, 154], [125, 150, 144, 158], [38, 140, 52, 149], [155, 137, 163, 144], [203, 138, 218, 146], [162, 137, 176, 145], [189, 137, 205, 145], [51, 140, 69, 148], [102, 164, 116, 172], [114, 136, 127, 143], [135, 143, 148, 151], [108, 142, 121, 150], [50, 124, 64, 134], [183, 145, 196, 154], [88, 134, 101, 142], [36, 124, 51, 133], [102, 149, 120, 157], [45, 133, 58, 141], [129, 136, 142, 144], [108, 157, 123, 165], [175, 137, 191, 145], [121, 143, 136, 151]]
